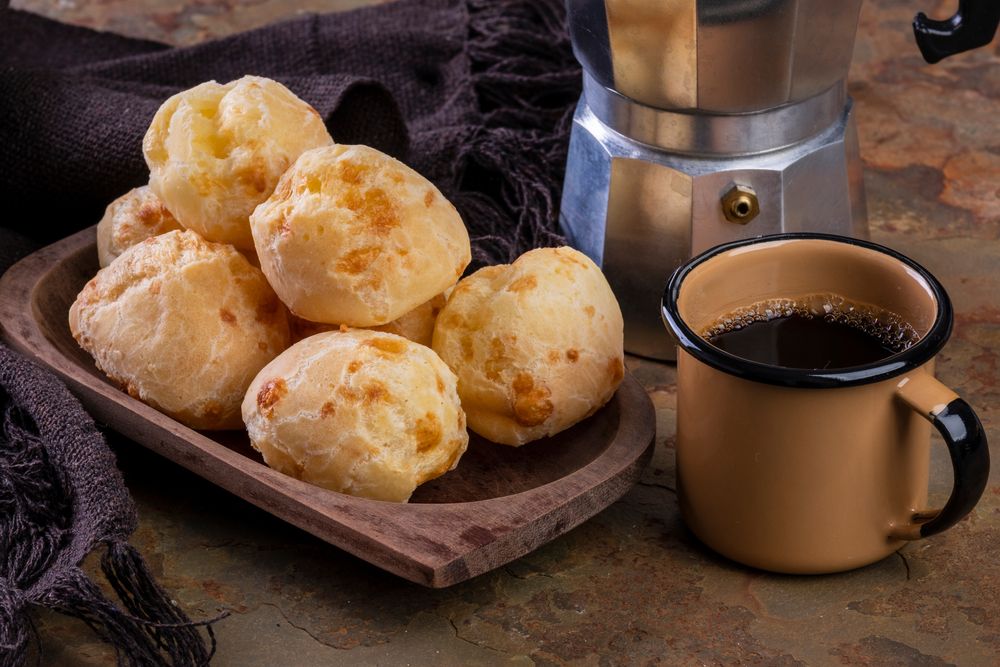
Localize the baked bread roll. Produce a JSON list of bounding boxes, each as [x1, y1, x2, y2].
[[96, 186, 182, 268], [143, 75, 332, 252], [249, 144, 471, 326], [69, 230, 290, 430], [290, 291, 449, 347], [432, 247, 625, 446], [242, 330, 469, 502]]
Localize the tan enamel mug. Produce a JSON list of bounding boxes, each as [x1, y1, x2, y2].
[[661, 234, 990, 574]]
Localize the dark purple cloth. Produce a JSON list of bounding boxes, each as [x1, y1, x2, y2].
[[0, 0, 580, 664]]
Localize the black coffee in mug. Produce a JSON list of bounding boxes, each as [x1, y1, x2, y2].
[[703, 294, 920, 370]]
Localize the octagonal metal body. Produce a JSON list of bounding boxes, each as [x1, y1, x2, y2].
[[560, 95, 868, 360]]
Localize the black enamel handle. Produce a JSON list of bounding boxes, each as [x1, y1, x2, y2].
[[895, 398, 991, 540], [914, 0, 1000, 64]]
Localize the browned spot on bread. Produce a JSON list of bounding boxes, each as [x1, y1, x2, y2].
[[258, 341, 268, 351], [340, 187, 399, 236], [424, 190, 435, 207], [460, 336, 475, 361], [306, 176, 322, 193], [255, 296, 280, 324], [548, 350, 560, 363], [337, 385, 361, 402], [124, 381, 141, 399], [337, 160, 368, 185], [137, 202, 166, 226], [219, 308, 236, 324], [257, 378, 287, 418], [321, 401, 336, 418], [388, 171, 404, 184], [336, 246, 382, 275], [445, 313, 464, 328], [566, 349, 579, 362], [484, 337, 512, 381], [363, 381, 389, 405], [364, 337, 407, 355], [339, 324, 350, 333], [436, 376, 445, 394], [608, 357, 624, 383], [511, 373, 553, 427], [79, 279, 98, 303], [584, 305, 596, 318], [506, 274, 537, 293], [414, 412, 442, 452], [555, 248, 589, 268], [360, 274, 384, 291], [149, 281, 161, 295], [347, 360, 363, 373]]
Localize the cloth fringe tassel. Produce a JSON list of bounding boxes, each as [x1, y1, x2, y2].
[[0, 394, 224, 667], [3, 544, 224, 667], [458, 0, 580, 268]]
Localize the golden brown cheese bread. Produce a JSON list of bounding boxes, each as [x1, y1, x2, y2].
[[242, 330, 468, 502], [249, 144, 471, 326], [96, 185, 182, 268], [432, 247, 625, 446], [290, 291, 449, 347], [69, 230, 290, 430], [143, 76, 332, 252]]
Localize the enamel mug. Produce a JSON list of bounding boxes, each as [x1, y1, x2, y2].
[[661, 233, 990, 574]]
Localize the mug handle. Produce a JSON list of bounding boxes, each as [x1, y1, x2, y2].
[[891, 373, 990, 540]]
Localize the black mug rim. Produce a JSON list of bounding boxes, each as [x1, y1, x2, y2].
[[660, 233, 953, 389]]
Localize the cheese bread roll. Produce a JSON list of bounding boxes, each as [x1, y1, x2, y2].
[[250, 145, 470, 326], [96, 186, 182, 268], [242, 330, 468, 502], [432, 247, 624, 446], [143, 76, 332, 252], [70, 230, 290, 429]]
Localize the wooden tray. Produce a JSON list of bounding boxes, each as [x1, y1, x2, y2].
[[0, 228, 656, 587]]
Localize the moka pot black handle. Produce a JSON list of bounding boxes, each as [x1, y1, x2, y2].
[[914, 0, 1000, 64]]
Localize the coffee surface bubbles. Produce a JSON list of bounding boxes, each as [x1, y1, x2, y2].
[[701, 294, 919, 369]]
